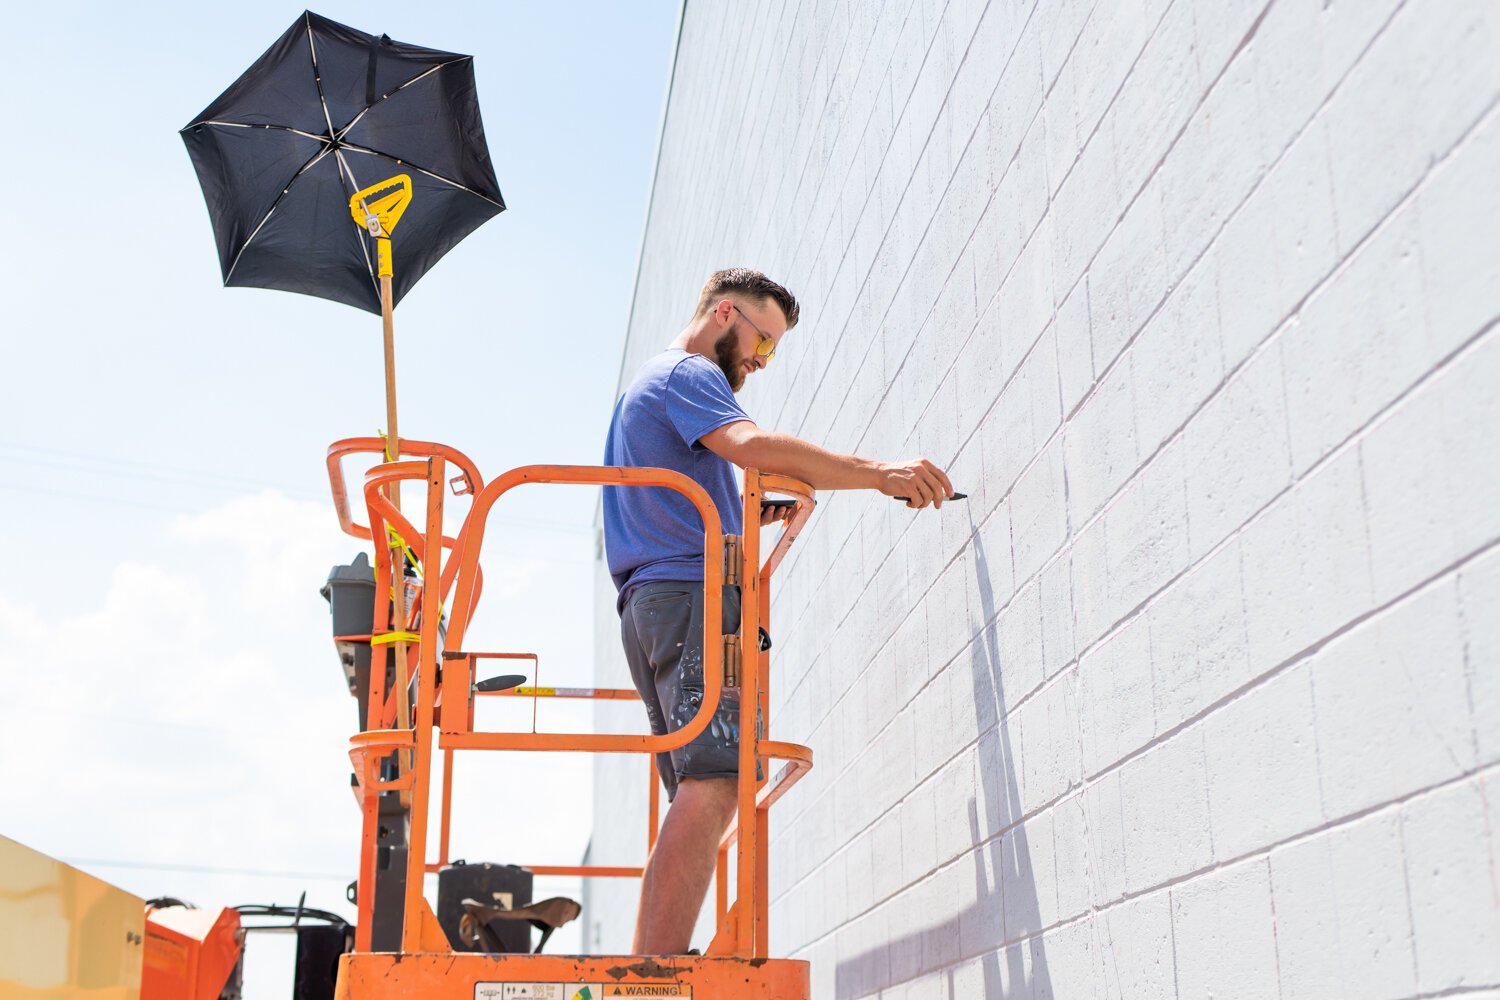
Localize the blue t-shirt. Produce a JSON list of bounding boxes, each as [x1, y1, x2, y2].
[[603, 349, 749, 610]]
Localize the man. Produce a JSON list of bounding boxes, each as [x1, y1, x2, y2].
[[603, 268, 953, 954]]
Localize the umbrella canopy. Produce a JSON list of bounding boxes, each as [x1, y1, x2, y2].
[[181, 10, 505, 314]]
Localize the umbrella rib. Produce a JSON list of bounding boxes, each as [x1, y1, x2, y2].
[[221, 146, 337, 286], [334, 149, 382, 299], [305, 13, 340, 141], [337, 141, 504, 209], [334, 57, 469, 140], [190, 121, 331, 143]]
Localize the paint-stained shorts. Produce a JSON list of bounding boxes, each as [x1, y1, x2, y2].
[[621, 580, 758, 801]]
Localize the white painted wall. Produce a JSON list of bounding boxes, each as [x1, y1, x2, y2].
[[591, 0, 1500, 994]]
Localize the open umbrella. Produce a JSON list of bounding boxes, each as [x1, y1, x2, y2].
[[180, 9, 505, 458]]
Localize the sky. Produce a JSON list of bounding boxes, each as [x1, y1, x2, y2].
[[0, 0, 679, 988]]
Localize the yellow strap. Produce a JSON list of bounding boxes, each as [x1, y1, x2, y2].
[[370, 631, 420, 646]]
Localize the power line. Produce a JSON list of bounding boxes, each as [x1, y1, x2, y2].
[[0, 443, 593, 535], [64, 857, 351, 881]]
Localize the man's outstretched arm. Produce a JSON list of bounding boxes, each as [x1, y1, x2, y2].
[[701, 419, 954, 508]]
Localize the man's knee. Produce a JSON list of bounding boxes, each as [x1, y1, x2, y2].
[[677, 775, 739, 822]]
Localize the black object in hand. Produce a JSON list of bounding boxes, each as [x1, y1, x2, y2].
[[893, 492, 967, 503]]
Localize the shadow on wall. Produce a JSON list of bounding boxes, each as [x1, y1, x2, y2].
[[835, 524, 1053, 998]]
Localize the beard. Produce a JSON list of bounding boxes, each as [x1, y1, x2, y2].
[[714, 328, 746, 392]]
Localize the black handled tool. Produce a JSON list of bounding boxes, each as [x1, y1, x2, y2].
[[893, 492, 967, 503]]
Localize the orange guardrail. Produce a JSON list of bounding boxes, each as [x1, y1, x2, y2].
[[336, 446, 817, 976]]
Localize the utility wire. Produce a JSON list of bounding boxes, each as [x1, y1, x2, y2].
[[64, 857, 351, 881], [0, 441, 594, 535]]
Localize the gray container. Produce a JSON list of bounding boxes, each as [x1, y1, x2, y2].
[[321, 552, 376, 703]]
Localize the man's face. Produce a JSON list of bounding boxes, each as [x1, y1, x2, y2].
[[712, 298, 786, 393]]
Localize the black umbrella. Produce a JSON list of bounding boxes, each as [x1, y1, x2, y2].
[[181, 10, 504, 316], [181, 9, 504, 469]]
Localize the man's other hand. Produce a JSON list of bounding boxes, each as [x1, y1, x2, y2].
[[759, 501, 794, 527], [878, 459, 954, 508]]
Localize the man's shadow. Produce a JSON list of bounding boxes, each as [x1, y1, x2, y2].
[[834, 520, 1053, 997]]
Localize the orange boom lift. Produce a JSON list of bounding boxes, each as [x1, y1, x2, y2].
[[325, 437, 819, 999]]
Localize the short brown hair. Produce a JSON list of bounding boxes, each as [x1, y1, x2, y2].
[[695, 268, 800, 329]]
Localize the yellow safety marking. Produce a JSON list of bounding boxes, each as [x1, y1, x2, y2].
[[512, 687, 556, 697], [370, 631, 420, 645]]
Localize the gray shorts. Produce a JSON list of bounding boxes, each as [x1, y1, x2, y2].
[[620, 580, 758, 801]]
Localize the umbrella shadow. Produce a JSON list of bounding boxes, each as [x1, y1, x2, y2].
[[833, 520, 1053, 997]]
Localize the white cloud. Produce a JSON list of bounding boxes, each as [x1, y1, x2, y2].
[[0, 489, 597, 954]]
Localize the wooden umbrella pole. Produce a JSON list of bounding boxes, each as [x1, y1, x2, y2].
[[381, 273, 414, 792]]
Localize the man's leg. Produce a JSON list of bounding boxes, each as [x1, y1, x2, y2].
[[632, 775, 739, 954]]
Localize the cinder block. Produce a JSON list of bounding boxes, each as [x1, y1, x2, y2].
[[1035, 0, 1092, 91], [1213, 198, 1281, 371], [1459, 547, 1500, 765], [1055, 278, 1095, 418], [932, 680, 981, 811], [1051, 127, 1121, 293], [1120, 729, 1213, 894], [1011, 438, 1068, 586], [1158, 44, 1270, 265], [959, 834, 1006, 958], [1078, 619, 1154, 777], [1241, 446, 1373, 673], [1018, 674, 1082, 814], [1404, 779, 1500, 992], [1326, 0, 1500, 255], [1150, 538, 1253, 733], [1419, 108, 1500, 352], [1090, 182, 1169, 372], [1131, 259, 1226, 455], [900, 775, 940, 890], [985, 25, 1045, 191], [1109, 0, 1201, 203], [1104, 435, 1191, 623], [1269, 809, 1416, 1000], [1038, 556, 1077, 681], [1001, 813, 1055, 942], [1312, 579, 1473, 822], [1170, 859, 1280, 1000], [998, 577, 1045, 705], [1052, 793, 1092, 922], [976, 721, 1024, 843], [1283, 207, 1429, 477], [1084, 769, 1129, 905], [1040, 915, 1104, 1000], [1362, 332, 1500, 604], [1097, 892, 1176, 1000], [1203, 663, 1324, 860], [1183, 342, 1293, 560], [1063, 360, 1139, 527], [1070, 516, 1111, 650]]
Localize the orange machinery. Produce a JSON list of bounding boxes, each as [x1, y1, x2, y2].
[[141, 902, 242, 1000], [324, 438, 818, 998]]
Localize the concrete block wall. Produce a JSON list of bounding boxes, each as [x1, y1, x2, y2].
[[590, 0, 1500, 994]]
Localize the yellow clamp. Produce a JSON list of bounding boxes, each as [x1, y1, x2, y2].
[[370, 631, 421, 646], [349, 175, 412, 278]]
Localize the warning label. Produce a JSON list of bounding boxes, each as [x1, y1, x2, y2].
[[473, 983, 689, 1000]]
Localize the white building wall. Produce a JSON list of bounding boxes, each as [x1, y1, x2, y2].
[[592, 0, 1500, 994]]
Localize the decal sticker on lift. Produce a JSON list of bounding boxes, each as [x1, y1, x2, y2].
[[473, 985, 689, 1000]]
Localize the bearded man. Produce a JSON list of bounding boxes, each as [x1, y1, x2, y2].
[[603, 268, 952, 954]]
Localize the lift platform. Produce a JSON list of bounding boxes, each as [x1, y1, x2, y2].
[[325, 439, 818, 999]]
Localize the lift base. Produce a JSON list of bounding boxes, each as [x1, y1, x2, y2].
[[336, 953, 809, 1000]]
